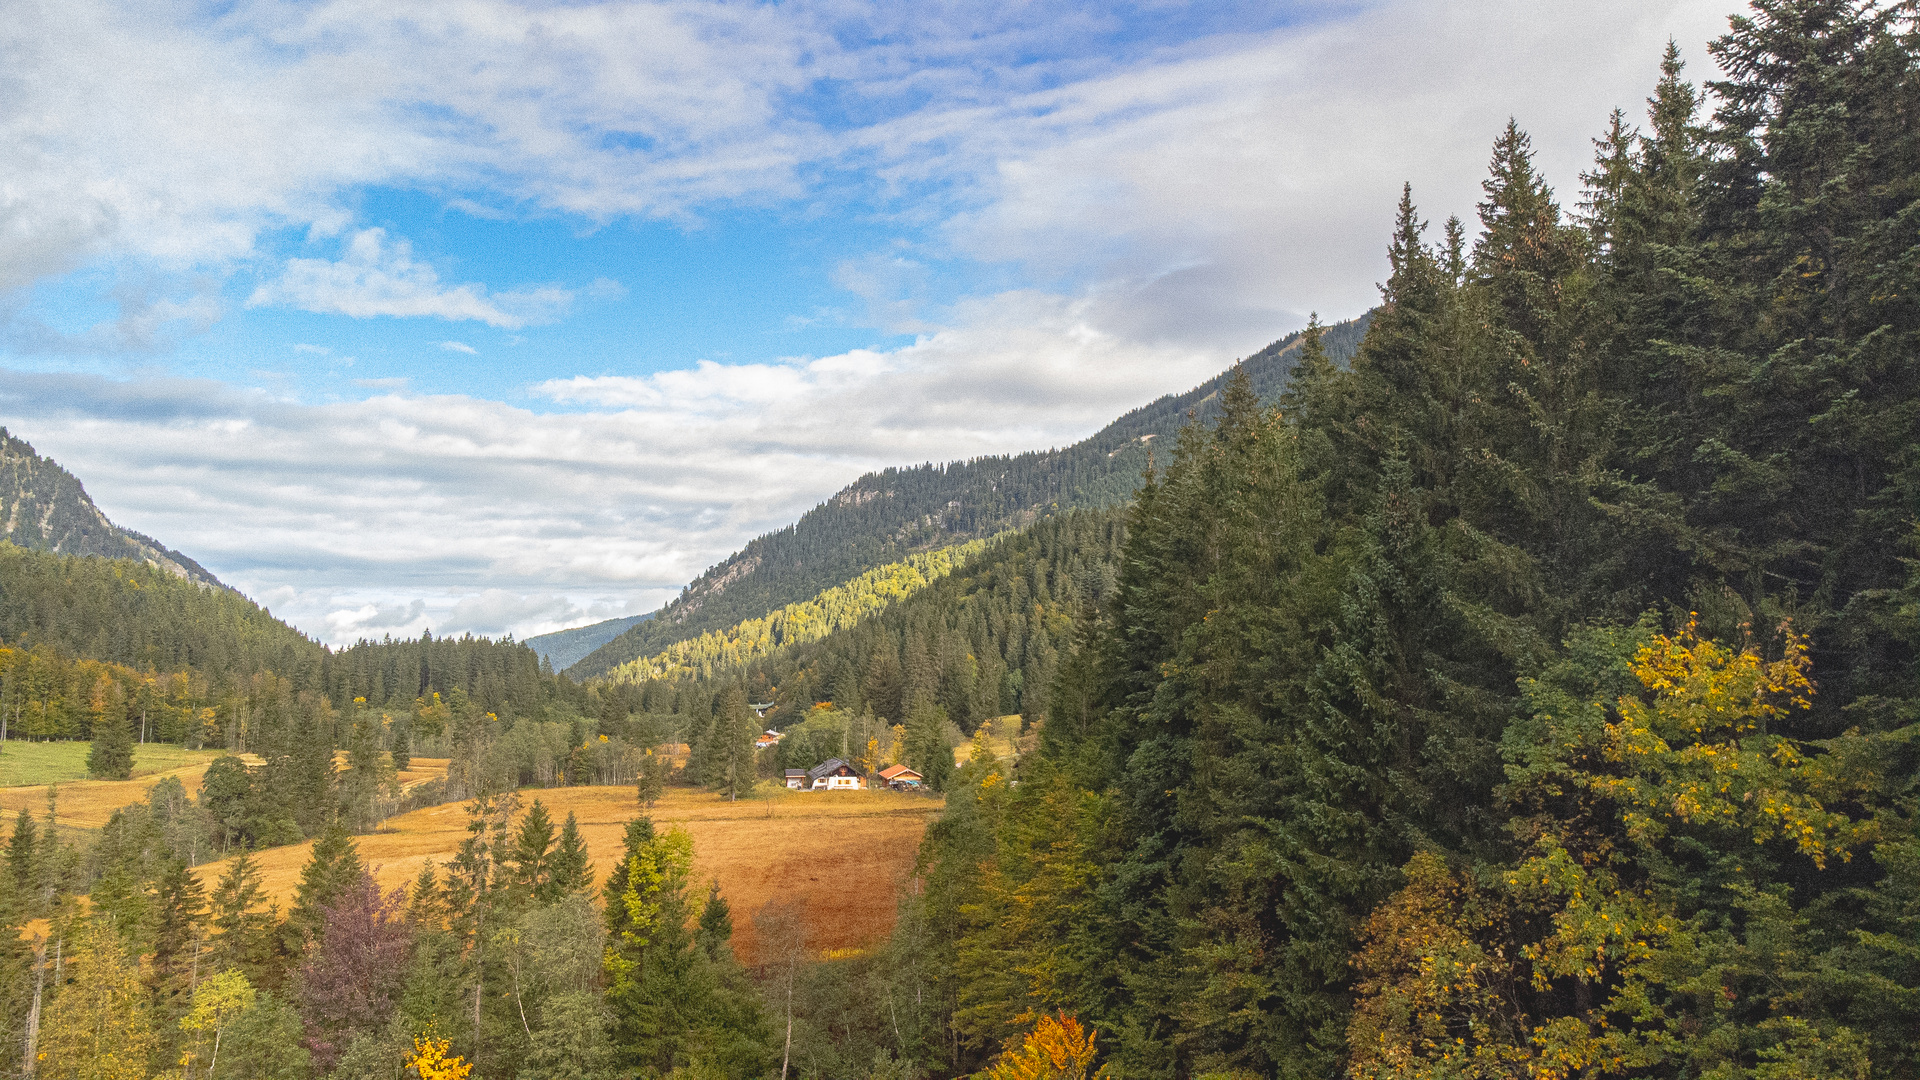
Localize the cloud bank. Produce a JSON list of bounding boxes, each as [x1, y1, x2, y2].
[[1, 0, 1738, 642], [1, 290, 1221, 642]]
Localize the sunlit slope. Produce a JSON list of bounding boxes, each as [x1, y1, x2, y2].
[[568, 313, 1371, 679], [603, 540, 986, 684]]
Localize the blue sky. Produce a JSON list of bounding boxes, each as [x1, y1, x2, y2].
[[0, 0, 1732, 643]]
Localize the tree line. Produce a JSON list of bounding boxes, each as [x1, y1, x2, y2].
[[876, 8, 1920, 1078], [0, 784, 789, 1080]]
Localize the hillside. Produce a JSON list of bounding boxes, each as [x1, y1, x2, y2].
[[0, 542, 320, 682], [566, 313, 1369, 679], [603, 540, 989, 684], [0, 427, 222, 587], [524, 613, 651, 670]]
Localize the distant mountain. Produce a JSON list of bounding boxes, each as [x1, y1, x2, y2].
[[524, 613, 652, 671], [565, 313, 1371, 680], [0, 427, 223, 587]]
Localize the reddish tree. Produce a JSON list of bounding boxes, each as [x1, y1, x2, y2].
[[294, 870, 412, 1070]]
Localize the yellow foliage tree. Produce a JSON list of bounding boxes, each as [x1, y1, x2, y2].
[[405, 1032, 473, 1080], [1348, 619, 1876, 1080], [975, 1013, 1109, 1080], [179, 968, 256, 1080], [35, 927, 153, 1080]]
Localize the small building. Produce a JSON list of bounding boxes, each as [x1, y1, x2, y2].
[[755, 730, 783, 750], [805, 757, 863, 791], [876, 763, 924, 791], [783, 768, 807, 789]]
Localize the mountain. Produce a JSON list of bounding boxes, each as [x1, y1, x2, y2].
[[0, 427, 223, 587], [564, 313, 1371, 680], [524, 613, 653, 670]]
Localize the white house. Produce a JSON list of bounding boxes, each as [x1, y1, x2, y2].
[[804, 758, 863, 791]]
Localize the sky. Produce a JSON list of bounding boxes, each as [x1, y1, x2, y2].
[[2, 0, 1734, 646]]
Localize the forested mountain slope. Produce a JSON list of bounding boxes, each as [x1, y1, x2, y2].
[[591, 508, 1126, 791], [566, 313, 1369, 679], [0, 544, 318, 682], [0, 428, 222, 587], [524, 613, 650, 670], [601, 540, 991, 684]]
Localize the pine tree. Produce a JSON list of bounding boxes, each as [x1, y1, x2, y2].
[[207, 851, 277, 986], [548, 812, 593, 900], [85, 709, 133, 780], [284, 822, 362, 954], [510, 799, 555, 903]]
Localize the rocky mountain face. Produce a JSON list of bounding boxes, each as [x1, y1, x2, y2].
[[0, 428, 223, 587]]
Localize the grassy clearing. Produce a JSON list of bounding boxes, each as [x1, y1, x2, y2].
[[197, 785, 941, 963], [0, 752, 446, 832], [953, 714, 1023, 765], [0, 741, 221, 789]]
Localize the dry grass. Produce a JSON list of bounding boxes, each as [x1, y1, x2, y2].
[[0, 752, 259, 830], [195, 785, 940, 963], [952, 715, 1022, 766], [0, 752, 447, 831], [0, 742, 223, 790]]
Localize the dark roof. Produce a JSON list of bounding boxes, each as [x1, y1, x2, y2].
[[783, 769, 806, 777], [805, 757, 854, 782]]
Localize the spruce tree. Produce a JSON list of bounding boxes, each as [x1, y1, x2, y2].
[[85, 710, 133, 780], [709, 688, 757, 801], [547, 812, 593, 900], [207, 851, 276, 986], [7, 811, 36, 902], [284, 823, 362, 954], [148, 858, 205, 996], [903, 694, 954, 792], [510, 799, 555, 902], [695, 879, 733, 962]]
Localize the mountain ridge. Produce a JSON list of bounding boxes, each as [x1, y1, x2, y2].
[[0, 427, 223, 588], [564, 312, 1370, 680]]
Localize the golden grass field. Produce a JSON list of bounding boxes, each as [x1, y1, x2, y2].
[[0, 741, 222, 790], [0, 750, 939, 962], [194, 785, 941, 963], [0, 753, 449, 831]]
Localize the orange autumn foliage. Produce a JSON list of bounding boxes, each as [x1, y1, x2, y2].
[[975, 1013, 1110, 1080]]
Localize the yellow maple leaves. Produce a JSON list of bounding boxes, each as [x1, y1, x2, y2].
[[975, 1013, 1110, 1080], [1594, 617, 1860, 868]]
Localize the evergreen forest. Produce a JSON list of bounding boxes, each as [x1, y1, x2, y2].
[[0, 5, 1915, 1080]]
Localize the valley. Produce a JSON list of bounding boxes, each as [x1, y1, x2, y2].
[[1, 13, 1916, 1076], [192, 786, 940, 965]]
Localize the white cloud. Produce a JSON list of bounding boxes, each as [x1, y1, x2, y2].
[[855, 0, 1735, 341], [0, 0, 828, 290], [248, 229, 571, 328], [0, 0, 1749, 641], [439, 341, 477, 354], [0, 286, 1223, 642]]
